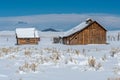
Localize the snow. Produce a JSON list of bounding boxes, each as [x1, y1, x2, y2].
[[0, 74, 7, 77], [62, 20, 90, 37], [0, 30, 120, 80], [16, 28, 39, 38]]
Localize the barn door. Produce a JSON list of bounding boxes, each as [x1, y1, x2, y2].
[[89, 29, 96, 44]]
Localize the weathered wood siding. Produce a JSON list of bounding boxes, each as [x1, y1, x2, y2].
[[63, 22, 106, 45], [17, 38, 40, 45]]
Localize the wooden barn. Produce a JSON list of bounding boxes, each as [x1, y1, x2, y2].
[[15, 28, 40, 45], [61, 18, 107, 45]]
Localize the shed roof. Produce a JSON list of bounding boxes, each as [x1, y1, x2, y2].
[[16, 28, 39, 38]]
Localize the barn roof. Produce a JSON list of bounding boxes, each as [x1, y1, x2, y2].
[[16, 28, 39, 38], [62, 18, 106, 37], [63, 22, 89, 37]]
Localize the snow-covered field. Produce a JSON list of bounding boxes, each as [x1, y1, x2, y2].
[[0, 31, 120, 80]]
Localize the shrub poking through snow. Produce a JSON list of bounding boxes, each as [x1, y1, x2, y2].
[[0, 47, 20, 58], [88, 56, 96, 67], [24, 50, 31, 57], [1, 48, 10, 55], [113, 66, 120, 75], [110, 48, 120, 57], [29, 63, 37, 72], [74, 50, 80, 56], [18, 61, 38, 73], [107, 77, 120, 80], [88, 56, 102, 70], [101, 54, 107, 61], [95, 62, 102, 70]]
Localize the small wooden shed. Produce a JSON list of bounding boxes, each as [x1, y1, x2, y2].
[[15, 28, 40, 45], [61, 18, 107, 45]]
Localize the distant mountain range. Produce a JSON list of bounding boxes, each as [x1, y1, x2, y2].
[[41, 28, 59, 32], [0, 20, 78, 31], [17, 21, 28, 25]]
